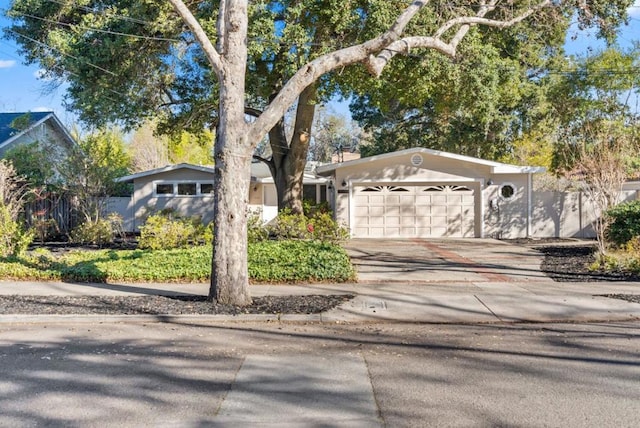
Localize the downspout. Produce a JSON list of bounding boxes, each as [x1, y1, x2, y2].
[[527, 172, 533, 238], [347, 179, 354, 237], [479, 179, 485, 238]]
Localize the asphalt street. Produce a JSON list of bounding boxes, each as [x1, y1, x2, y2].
[[0, 320, 638, 427]]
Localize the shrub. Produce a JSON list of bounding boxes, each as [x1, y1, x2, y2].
[[267, 209, 349, 243], [606, 200, 640, 246], [139, 212, 212, 250], [70, 214, 124, 247], [308, 212, 349, 244], [247, 211, 268, 243], [0, 203, 33, 257], [267, 209, 310, 240]]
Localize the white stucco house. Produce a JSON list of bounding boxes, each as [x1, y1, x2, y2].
[[111, 147, 639, 239], [114, 162, 329, 231], [317, 147, 545, 239]]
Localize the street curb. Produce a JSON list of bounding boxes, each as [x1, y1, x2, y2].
[[0, 313, 324, 325], [0, 312, 638, 326]]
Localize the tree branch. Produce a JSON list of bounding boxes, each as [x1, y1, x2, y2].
[[167, 0, 224, 79], [248, 0, 429, 143], [368, 0, 550, 77]]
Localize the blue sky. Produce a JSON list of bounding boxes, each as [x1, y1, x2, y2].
[[0, 0, 638, 127]]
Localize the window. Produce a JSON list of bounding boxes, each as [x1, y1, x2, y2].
[[154, 181, 215, 197], [178, 183, 197, 195], [200, 183, 214, 194], [500, 184, 516, 200], [156, 183, 174, 195]]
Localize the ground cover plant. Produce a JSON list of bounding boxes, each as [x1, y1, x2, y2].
[[0, 241, 355, 284]]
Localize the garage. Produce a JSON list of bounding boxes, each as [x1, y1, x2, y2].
[[316, 147, 544, 239], [352, 184, 475, 238]]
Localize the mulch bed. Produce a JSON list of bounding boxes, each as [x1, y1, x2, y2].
[[530, 241, 640, 305], [0, 294, 354, 316], [537, 243, 640, 282]]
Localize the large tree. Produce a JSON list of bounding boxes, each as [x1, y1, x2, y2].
[[6, 1, 632, 305]]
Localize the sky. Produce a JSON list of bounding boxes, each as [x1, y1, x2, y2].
[[0, 0, 639, 128]]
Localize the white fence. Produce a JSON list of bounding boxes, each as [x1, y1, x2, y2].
[[531, 190, 639, 239]]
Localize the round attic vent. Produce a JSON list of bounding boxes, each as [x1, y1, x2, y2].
[[410, 154, 423, 167]]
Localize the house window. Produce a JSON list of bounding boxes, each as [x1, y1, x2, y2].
[[154, 181, 215, 197], [303, 184, 329, 204], [303, 184, 317, 202], [201, 183, 214, 194], [178, 183, 197, 195], [156, 183, 174, 195], [500, 184, 516, 200]]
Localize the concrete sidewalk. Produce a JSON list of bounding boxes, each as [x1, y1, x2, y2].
[[0, 279, 639, 324]]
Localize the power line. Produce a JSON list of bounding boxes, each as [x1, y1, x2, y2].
[[17, 12, 181, 43], [6, 28, 117, 77]]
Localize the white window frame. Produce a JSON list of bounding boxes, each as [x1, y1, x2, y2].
[[153, 180, 215, 197], [499, 183, 518, 201]]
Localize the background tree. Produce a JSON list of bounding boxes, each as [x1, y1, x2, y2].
[[308, 108, 360, 163], [6, 1, 633, 305], [548, 47, 640, 253], [60, 128, 132, 225], [128, 123, 170, 173]]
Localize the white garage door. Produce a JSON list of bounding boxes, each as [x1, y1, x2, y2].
[[352, 184, 475, 238]]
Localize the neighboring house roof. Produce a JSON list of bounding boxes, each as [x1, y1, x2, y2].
[[117, 162, 328, 184], [0, 111, 76, 154], [116, 163, 216, 183], [316, 147, 546, 175]]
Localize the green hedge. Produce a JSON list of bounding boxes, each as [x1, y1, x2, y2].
[[607, 200, 640, 246], [248, 240, 356, 282]]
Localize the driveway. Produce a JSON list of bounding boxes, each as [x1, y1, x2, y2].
[[343, 238, 552, 284]]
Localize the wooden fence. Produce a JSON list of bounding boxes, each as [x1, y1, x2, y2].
[[22, 193, 78, 239]]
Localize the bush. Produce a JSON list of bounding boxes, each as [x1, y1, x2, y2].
[[267, 209, 310, 240], [606, 200, 640, 246], [0, 203, 33, 257], [308, 212, 349, 244], [267, 209, 349, 243], [70, 214, 124, 247], [139, 212, 212, 250], [247, 211, 268, 243]]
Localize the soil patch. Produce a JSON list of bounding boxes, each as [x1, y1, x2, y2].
[[536, 243, 640, 282], [0, 294, 353, 316]]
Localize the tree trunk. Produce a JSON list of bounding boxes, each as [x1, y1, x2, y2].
[[210, 133, 252, 305], [208, 0, 252, 306], [269, 84, 318, 214]]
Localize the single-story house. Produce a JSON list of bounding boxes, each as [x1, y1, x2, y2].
[[114, 162, 329, 231], [110, 147, 640, 239], [316, 147, 545, 239], [0, 111, 75, 158]]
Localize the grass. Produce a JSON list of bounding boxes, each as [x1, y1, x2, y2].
[[0, 241, 356, 284]]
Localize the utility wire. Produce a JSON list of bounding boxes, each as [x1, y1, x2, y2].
[[18, 12, 181, 43]]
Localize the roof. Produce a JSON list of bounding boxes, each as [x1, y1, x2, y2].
[[316, 147, 546, 175], [0, 111, 76, 151], [118, 162, 328, 184], [116, 163, 216, 183]]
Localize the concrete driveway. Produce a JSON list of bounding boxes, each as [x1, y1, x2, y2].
[[343, 238, 553, 284]]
